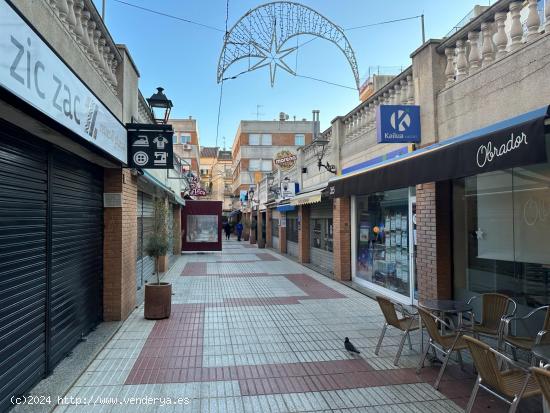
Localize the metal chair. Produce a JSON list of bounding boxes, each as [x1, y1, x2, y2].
[[502, 305, 550, 363], [531, 366, 550, 408], [374, 296, 420, 366], [464, 336, 540, 413], [416, 306, 468, 389], [466, 293, 517, 344]]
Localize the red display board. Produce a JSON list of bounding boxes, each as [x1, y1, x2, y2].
[[181, 200, 222, 251]]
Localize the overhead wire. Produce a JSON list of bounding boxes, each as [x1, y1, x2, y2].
[[215, 0, 230, 149]]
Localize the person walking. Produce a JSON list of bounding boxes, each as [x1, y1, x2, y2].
[[223, 222, 231, 240], [236, 221, 243, 241]]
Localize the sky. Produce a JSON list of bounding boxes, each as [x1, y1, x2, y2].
[[96, 0, 486, 148]]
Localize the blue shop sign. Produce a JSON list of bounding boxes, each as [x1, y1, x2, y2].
[[376, 105, 421, 143]]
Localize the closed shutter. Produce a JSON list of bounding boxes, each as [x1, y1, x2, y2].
[[0, 128, 48, 411], [310, 199, 332, 219], [137, 192, 155, 287], [167, 205, 176, 267], [49, 149, 103, 367]]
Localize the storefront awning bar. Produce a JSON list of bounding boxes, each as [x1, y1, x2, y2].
[[142, 170, 185, 206], [325, 105, 549, 198], [290, 190, 323, 206], [277, 204, 296, 212]]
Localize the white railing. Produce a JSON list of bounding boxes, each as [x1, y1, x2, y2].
[[342, 67, 414, 143], [46, 0, 122, 94], [439, 0, 549, 88]]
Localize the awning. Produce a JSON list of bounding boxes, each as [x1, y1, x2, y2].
[[277, 204, 296, 212], [325, 106, 549, 198], [290, 189, 323, 206], [141, 170, 185, 206]]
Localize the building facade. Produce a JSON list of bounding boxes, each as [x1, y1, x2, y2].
[[171, 117, 200, 176], [0, 0, 185, 409], [212, 150, 233, 214]]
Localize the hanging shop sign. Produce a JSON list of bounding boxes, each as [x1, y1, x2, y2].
[[376, 105, 421, 144], [127, 124, 174, 169], [280, 181, 298, 200], [0, 0, 127, 163], [187, 174, 207, 196], [274, 150, 297, 171]]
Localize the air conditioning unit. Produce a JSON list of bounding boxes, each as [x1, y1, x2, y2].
[[183, 144, 192, 151]]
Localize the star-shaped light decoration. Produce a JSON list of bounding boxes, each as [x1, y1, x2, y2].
[[249, 24, 297, 87]]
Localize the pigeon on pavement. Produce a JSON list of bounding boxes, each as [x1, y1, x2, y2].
[[344, 337, 360, 354]]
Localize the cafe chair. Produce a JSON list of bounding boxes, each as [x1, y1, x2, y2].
[[464, 336, 540, 413], [374, 296, 421, 366], [531, 367, 550, 407], [416, 306, 469, 390], [466, 293, 517, 344], [502, 305, 550, 363]]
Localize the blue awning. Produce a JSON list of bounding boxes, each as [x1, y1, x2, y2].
[[277, 204, 296, 212], [326, 105, 549, 198]]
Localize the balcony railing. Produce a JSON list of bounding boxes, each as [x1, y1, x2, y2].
[[439, 0, 549, 89]]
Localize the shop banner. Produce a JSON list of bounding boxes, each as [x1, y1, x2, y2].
[[127, 124, 174, 169], [376, 105, 421, 143], [326, 105, 549, 198], [0, 0, 127, 163]]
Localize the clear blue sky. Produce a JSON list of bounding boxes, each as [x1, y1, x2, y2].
[[97, 0, 485, 148]]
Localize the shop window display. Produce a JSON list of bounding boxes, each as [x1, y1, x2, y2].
[[356, 188, 410, 297], [311, 218, 333, 252], [187, 215, 218, 242]]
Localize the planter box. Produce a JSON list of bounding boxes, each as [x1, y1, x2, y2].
[[144, 282, 172, 319]]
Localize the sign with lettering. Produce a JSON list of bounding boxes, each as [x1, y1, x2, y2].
[[274, 150, 297, 171], [376, 105, 421, 144], [0, 0, 127, 162], [127, 124, 174, 169], [188, 173, 207, 197]]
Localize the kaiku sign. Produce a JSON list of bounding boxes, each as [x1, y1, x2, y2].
[[0, 0, 127, 163], [476, 132, 528, 168], [376, 105, 421, 144]]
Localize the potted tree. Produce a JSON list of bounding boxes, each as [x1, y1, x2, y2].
[[144, 199, 172, 319]]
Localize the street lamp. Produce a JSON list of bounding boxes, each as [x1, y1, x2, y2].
[[147, 87, 173, 125], [312, 138, 337, 174]]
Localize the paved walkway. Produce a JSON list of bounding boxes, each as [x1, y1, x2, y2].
[[53, 240, 540, 412]]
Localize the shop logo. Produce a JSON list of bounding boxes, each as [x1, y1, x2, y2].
[[274, 150, 297, 171], [390, 109, 411, 132], [476, 132, 528, 168]]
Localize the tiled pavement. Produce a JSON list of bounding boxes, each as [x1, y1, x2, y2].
[[53, 240, 543, 412]]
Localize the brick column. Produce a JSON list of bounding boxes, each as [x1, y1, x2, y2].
[[279, 213, 287, 254], [103, 168, 137, 321], [333, 197, 351, 281], [258, 209, 265, 248], [298, 205, 310, 263], [266, 208, 272, 248], [173, 203, 182, 254], [416, 182, 453, 300]]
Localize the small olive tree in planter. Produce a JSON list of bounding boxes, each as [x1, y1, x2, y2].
[[144, 199, 172, 319]]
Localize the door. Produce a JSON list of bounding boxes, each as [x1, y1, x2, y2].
[[409, 194, 417, 301], [49, 149, 103, 367], [0, 127, 48, 411]]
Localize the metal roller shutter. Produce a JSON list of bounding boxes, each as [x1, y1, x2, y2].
[[167, 204, 176, 268], [137, 191, 155, 288], [49, 149, 103, 367], [0, 128, 48, 411]]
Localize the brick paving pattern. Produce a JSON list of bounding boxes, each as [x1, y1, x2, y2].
[[54, 240, 542, 412]]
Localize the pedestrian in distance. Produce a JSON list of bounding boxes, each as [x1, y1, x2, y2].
[[223, 222, 231, 240], [236, 221, 243, 241]]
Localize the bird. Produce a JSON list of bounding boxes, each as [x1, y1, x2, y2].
[[344, 337, 360, 354]]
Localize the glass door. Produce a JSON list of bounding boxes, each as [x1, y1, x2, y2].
[[409, 192, 417, 302]]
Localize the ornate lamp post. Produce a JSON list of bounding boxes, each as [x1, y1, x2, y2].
[[147, 87, 173, 125]]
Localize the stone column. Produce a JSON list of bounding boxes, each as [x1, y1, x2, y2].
[[298, 205, 310, 263], [103, 168, 137, 321], [416, 182, 453, 300], [333, 197, 351, 281], [266, 208, 272, 248], [173, 204, 182, 255], [279, 213, 287, 254]]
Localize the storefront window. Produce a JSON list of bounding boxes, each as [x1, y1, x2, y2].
[[287, 217, 298, 242], [355, 188, 411, 297], [453, 139, 550, 319], [311, 218, 333, 252], [187, 215, 218, 242]]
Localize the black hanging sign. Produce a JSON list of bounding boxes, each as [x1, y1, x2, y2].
[[127, 123, 174, 169]]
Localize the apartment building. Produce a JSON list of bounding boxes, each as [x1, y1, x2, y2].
[[171, 117, 200, 176], [231, 117, 314, 201], [212, 150, 233, 213]]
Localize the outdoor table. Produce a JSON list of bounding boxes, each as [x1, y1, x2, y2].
[[419, 299, 473, 329], [532, 344, 550, 413]]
